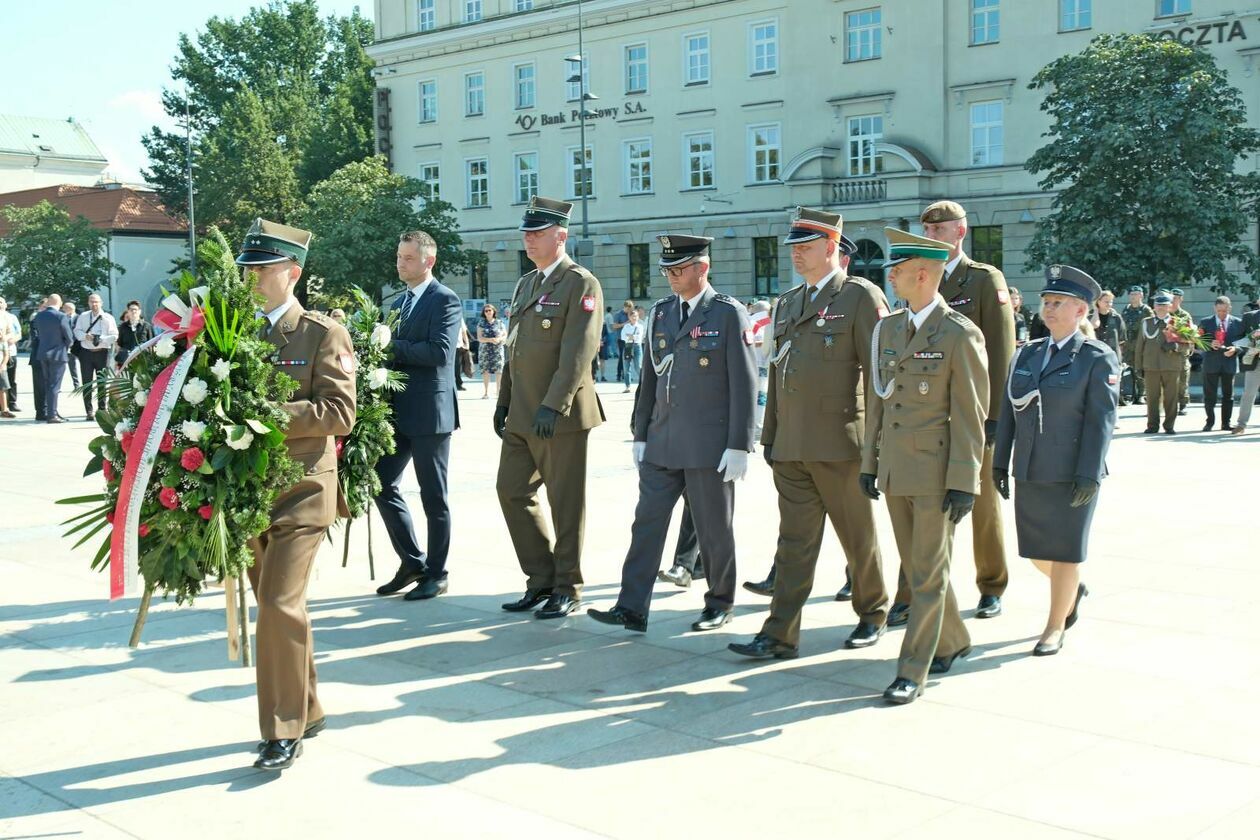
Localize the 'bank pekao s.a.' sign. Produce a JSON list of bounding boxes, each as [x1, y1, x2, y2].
[[513, 101, 648, 131], [1155, 18, 1248, 45]]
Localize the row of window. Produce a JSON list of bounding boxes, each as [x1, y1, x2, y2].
[[467, 227, 1005, 300], [424, 102, 1004, 208], [418, 0, 533, 30]]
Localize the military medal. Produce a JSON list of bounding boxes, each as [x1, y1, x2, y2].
[[699, 357, 710, 367], [541, 318, 552, 329], [535, 304, 543, 313], [690, 340, 698, 349], [823, 335, 834, 348], [919, 381, 929, 395], [658, 339, 667, 349]]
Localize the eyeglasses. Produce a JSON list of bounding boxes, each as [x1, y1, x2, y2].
[[659, 265, 696, 279]]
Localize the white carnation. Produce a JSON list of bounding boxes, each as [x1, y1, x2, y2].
[[210, 358, 231, 381], [114, 418, 134, 440], [181, 420, 206, 440], [367, 367, 390, 390], [182, 378, 209, 405], [153, 335, 176, 359], [132, 374, 143, 391], [225, 427, 255, 451], [370, 323, 391, 348], [134, 389, 148, 408]]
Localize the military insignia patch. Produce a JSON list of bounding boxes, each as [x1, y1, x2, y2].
[[581, 295, 596, 312], [877, 304, 889, 318], [997, 289, 1010, 305], [338, 353, 356, 373], [912, 351, 944, 360], [1049, 264, 1062, 279], [1107, 373, 1119, 386], [661, 236, 671, 249], [743, 329, 754, 345]]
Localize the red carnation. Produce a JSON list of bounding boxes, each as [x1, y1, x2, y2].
[[198, 504, 214, 520], [102, 460, 116, 482], [180, 446, 206, 471], [138, 523, 151, 537], [106, 511, 115, 524], [335, 436, 345, 460], [159, 487, 180, 510], [159, 431, 175, 453], [120, 431, 135, 454]]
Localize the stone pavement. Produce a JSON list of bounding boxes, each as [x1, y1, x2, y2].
[[2, 371, 1258, 839]]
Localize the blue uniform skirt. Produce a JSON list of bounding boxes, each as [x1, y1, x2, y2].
[[1013, 480, 1097, 564]]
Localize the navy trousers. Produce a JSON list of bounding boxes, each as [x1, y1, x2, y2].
[[39, 359, 65, 420], [374, 432, 452, 578]]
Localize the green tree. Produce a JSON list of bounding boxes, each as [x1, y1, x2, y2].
[[141, 1, 375, 222], [295, 156, 479, 303], [0, 201, 124, 312], [1025, 33, 1260, 296]]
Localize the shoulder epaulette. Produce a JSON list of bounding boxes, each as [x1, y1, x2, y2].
[[968, 261, 1000, 274], [654, 295, 672, 307], [945, 310, 974, 328], [303, 310, 334, 327], [712, 292, 737, 305]]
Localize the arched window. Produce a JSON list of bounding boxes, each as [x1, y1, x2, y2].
[[850, 239, 888, 300]]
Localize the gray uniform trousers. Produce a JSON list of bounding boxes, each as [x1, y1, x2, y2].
[[616, 461, 736, 618]]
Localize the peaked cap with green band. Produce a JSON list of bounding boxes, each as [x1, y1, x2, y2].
[[883, 227, 952, 267], [519, 196, 573, 231], [236, 218, 313, 268]]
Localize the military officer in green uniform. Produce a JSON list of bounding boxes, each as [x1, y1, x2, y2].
[[861, 228, 988, 704], [237, 219, 358, 770], [495, 197, 605, 620], [728, 208, 890, 661], [884, 200, 1012, 626], [1134, 291, 1192, 434], [1171, 289, 1193, 414], [1120, 286, 1153, 405]]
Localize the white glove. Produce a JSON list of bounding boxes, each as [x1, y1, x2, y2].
[[716, 449, 749, 483], [632, 441, 646, 469]]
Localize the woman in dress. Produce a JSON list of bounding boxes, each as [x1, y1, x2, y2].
[[477, 303, 505, 399], [993, 265, 1119, 657]]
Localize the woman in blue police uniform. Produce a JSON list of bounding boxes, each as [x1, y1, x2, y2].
[[993, 265, 1118, 657]]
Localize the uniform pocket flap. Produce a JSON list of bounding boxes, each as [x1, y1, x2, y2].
[[914, 430, 946, 451]]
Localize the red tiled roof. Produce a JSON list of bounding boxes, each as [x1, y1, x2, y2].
[[0, 184, 187, 237]]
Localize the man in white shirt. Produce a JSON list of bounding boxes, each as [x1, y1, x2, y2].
[[0, 297, 21, 412], [72, 293, 118, 420]]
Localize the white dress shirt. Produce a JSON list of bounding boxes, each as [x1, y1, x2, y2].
[[807, 269, 840, 303], [908, 294, 943, 332], [264, 297, 297, 329], [73, 309, 118, 351]]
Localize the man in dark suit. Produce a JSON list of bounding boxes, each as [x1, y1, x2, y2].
[[31, 294, 73, 424], [1198, 296, 1246, 432], [374, 230, 463, 601]]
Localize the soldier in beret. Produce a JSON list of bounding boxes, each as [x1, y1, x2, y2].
[[884, 200, 1013, 626], [238, 219, 357, 770], [589, 235, 756, 633], [994, 265, 1118, 656], [1134, 292, 1192, 434], [728, 208, 890, 661], [860, 228, 988, 704], [496, 197, 605, 620], [1119, 287, 1153, 405]]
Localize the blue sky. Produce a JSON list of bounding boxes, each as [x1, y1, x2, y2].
[[0, 0, 367, 183]]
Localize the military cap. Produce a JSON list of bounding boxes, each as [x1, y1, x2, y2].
[[884, 227, 952, 267], [1170, 288, 1185, 297], [236, 219, 313, 267], [658, 234, 713, 267], [519, 196, 573, 231], [1040, 264, 1102, 304], [783, 207, 857, 255], [1127, 285, 1144, 294], [920, 200, 967, 224], [1151, 291, 1174, 305]]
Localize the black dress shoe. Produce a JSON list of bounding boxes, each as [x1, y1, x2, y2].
[[742, 568, 776, 597], [975, 594, 1002, 619], [377, 564, 425, 596], [1203, 421, 1215, 432], [1222, 424, 1233, 432], [501, 588, 552, 612], [1163, 428, 1177, 435], [535, 592, 580, 619], [588, 605, 647, 632], [929, 645, 973, 674], [728, 633, 798, 659], [883, 678, 922, 705], [844, 621, 885, 649], [834, 576, 853, 602], [254, 738, 302, 770], [657, 565, 692, 588], [1033, 634, 1064, 656], [86, 411, 95, 422], [1064, 583, 1089, 629], [1142, 427, 1158, 434], [886, 603, 911, 627], [257, 717, 325, 752], [404, 576, 448, 600], [691, 606, 733, 631]]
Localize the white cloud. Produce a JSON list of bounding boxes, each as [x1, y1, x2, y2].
[[107, 90, 169, 126]]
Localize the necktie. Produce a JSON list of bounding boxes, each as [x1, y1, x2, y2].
[[681, 301, 690, 326], [400, 291, 416, 323], [906, 317, 916, 340]]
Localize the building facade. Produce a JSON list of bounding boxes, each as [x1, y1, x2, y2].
[[368, 0, 1260, 312], [0, 115, 109, 193]]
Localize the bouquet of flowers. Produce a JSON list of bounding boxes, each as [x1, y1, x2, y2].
[[1165, 319, 1209, 351], [59, 227, 302, 645], [335, 287, 404, 577]]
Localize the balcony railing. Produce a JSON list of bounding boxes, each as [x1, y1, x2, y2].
[[830, 179, 886, 205]]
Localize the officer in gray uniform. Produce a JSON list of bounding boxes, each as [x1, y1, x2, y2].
[[589, 235, 758, 633]]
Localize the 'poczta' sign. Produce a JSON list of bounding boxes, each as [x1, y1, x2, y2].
[[1156, 19, 1247, 45]]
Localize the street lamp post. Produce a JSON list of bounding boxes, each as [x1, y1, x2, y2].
[[184, 92, 197, 276], [565, 0, 597, 264]]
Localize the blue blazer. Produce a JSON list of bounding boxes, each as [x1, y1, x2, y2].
[[32, 308, 73, 362], [995, 333, 1119, 484], [1198, 314, 1247, 375], [388, 281, 462, 436]]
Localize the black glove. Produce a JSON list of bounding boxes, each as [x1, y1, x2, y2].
[[762, 444, 773, 468], [984, 419, 997, 448], [1070, 478, 1099, 508], [532, 405, 560, 440], [993, 468, 1010, 500], [858, 473, 880, 501], [942, 489, 975, 524], [492, 405, 508, 439]]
